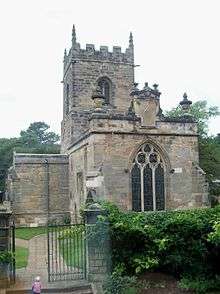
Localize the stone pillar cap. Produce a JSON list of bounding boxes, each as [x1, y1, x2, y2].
[[91, 86, 105, 100], [85, 202, 103, 211]]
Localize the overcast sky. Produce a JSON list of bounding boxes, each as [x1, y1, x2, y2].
[[0, 0, 219, 138]]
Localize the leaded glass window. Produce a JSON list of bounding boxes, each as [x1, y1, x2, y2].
[[131, 143, 165, 211], [131, 164, 141, 211]]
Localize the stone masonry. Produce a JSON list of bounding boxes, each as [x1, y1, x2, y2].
[[7, 154, 69, 226], [61, 26, 208, 220], [7, 25, 209, 225]]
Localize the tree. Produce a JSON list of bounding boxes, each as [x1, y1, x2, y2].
[[0, 138, 19, 191], [199, 136, 220, 180], [165, 100, 219, 137], [165, 100, 220, 196], [0, 122, 60, 192], [20, 122, 60, 146]]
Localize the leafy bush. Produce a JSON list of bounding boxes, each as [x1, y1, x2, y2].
[[97, 202, 220, 292], [103, 271, 137, 294], [62, 214, 71, 225], [58, 225, 84, 240], [179, 275, 220, 294], [0, 251, 13, 264], [208, 221, 220, 245]]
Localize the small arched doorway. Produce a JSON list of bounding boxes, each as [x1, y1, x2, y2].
[[131, 143, 166, 211]]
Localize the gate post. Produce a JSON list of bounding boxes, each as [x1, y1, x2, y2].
[[84, 193, 111, 284], [0, 200, 13, 288]]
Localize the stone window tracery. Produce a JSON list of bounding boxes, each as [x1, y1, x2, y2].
[[131, 143, 165, 212]]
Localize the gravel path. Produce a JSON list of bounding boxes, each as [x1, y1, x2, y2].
[[15, 234, 48, 288], [11, 234, 84, 291], [15, 238, 29, 248]]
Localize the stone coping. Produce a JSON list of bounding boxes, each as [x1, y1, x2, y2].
[[14, 154, 68, 164]]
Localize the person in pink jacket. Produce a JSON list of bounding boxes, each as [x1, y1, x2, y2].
[[32, 276, 42, 294]]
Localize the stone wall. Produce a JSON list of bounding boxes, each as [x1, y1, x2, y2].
[[7, 154, 69, 227], [68, 140, 94, 220], [61, 29, 134, 152], [68, 115, 209, 213], [85, 202, 111, 283]]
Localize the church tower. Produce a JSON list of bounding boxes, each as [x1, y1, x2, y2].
[[7, 25, 209, 226], [61, 25, 135, 152]]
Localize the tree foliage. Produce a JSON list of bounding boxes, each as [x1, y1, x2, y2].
[[165, 100, 219, 137], [97, 202, 220, 293], [199, 136, 220, 180], [0, 122, 60, 191], [19, 122, 59, 146], [165, 100, 220, 195]]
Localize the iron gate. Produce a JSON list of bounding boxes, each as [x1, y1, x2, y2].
[[47, 224, 86, 282], [0, 219, 15, 284], [10, 222, 16, 283]]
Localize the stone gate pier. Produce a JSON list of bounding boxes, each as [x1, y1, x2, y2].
[[84, 194, 111, 293], [0, 200, 13, 289]]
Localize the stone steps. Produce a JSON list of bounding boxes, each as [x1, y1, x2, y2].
[[5, 284, 93, 294]]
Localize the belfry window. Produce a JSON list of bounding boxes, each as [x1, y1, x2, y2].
[[131, 143, 165, 212], [98, 78, 111, 104]]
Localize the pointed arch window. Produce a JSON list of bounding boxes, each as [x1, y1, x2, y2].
[[131, 143, 165, 212], [98, 77, 111, 104]]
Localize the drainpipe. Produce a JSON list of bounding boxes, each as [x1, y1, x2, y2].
[[44, 159, 50, 224]]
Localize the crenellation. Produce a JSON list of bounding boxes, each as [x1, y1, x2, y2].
[[69, 47, 132, 63], [86, 44, 95, 51], [100, 46, 108, 54], [113, 46, 121, 54], [64, 50, 134, 74]]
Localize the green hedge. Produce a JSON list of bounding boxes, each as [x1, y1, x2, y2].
[[97, 203, 220, 292]]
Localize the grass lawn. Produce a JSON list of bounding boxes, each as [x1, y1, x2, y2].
[[15, 227, 46, 240], [59, 236, 85, 268], [15, 246, 29, 269]]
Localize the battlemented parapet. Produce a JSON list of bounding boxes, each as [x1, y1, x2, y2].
[[63, 25, 134, 73]]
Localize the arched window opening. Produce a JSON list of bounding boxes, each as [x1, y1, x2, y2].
[[98, 78, 111, 104], [131, 143, 165, 212]]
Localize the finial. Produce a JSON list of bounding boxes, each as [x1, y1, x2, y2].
[[86, 189, 95, 205], [179, 92, 192, 112], [127, 99, 135, 116], [183, 92, 188, 100], [143, 82, 150, 90], [130, 82, 139, 97], [72, 24, 76, 44], [63, 49, 67, 62], [92, 86, 104, 99], [129, 32, 133, 47], [91, 86, 105, 108], [153, 84, 159, 91]]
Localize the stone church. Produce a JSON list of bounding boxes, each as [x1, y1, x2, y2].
[[7, 26, 208, 226]]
